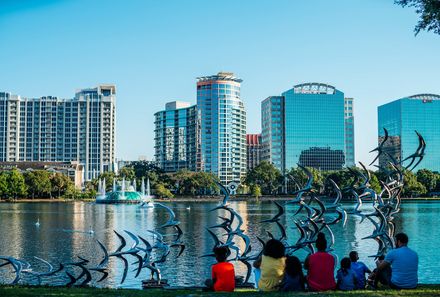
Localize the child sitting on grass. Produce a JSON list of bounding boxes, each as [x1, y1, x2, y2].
[[206, 246, 235, 292], [336, 257, 358, 291], [280, 255, 305, 291]]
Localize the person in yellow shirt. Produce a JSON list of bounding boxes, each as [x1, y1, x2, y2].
[[258, 239, 286, 291]]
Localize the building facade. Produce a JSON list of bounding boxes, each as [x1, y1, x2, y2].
[[261, 83, 350, 173], [154, 101, 200, 172], [378, 94, 440, 171], [246, 134, 262, 171], [344, 97, 355, 167], [261, 96, 285, 172], [0, 85, 116, 181], [197, 72, 246, 184]]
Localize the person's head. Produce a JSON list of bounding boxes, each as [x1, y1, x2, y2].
[[317, 232, 326, 242], [340, 257, 351, 275], [395, 233, 409, 248], [285, 256, 304, 277], [378, 255, 385, 261], [349, 251, 359, 262], [315, 234, 327, 252], [341, 257, 351, 270], [263, 239, 285, 259], [213, 246, 229, 262]]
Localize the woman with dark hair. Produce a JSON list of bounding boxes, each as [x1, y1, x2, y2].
[[258, 239, 286, 291], [304, 233, 336, 291], [280, 255, 306, 291]]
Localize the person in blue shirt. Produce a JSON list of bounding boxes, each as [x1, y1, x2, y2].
[[375, 233, 418, 289], [336, 257, 358, 291], [349, 251, 371, 289]]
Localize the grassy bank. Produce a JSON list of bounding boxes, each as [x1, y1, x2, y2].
[[1, 286, 440, 297]]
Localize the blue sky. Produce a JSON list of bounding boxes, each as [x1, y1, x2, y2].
[[1, 0, 439, 166]]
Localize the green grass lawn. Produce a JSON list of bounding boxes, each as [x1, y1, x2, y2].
[[1, 286, 440, 297]]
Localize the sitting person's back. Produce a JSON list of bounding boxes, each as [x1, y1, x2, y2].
[[258, 239, 286, 291], [305, 233, 336, 291], [384, 233, 418, 289], [349, 251, 371, 289], [280, 255, 305, 291], [336, 257, 357, 291], [211, 246, 235, 292]]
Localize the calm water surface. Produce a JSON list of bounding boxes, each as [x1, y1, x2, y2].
[[0, 200, 438, 288]]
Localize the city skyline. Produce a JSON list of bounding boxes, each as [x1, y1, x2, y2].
[[1, 0, 439, 167]]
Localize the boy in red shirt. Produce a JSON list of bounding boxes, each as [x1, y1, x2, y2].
[[207, 246, 235, 292]]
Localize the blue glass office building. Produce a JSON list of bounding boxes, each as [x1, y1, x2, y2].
[[378, 94, 440, 171], [261, 96, 285, 172], [262, 83, 349, 172], [197, 72, 246, 184]]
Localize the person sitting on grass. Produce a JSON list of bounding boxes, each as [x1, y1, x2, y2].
[[375, 233, 418, 289], [205, 246, 235, 292], [349, 251, 371, 289], [280, 255, 306, 291], [336, 257, 358, 291], [258, 239, 286, 291], [304, 233, 336, 291]]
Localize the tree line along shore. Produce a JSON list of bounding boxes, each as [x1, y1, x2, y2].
[[1, 161, 440, 201]]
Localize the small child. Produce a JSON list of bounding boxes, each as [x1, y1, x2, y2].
[[349, 251, 371, 289], [280, 255, 305, 291], [336, 257, 358, 291], [209, 246, 235, 292]]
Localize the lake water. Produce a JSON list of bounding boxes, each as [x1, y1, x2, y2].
[[0, 200, 438, 288]]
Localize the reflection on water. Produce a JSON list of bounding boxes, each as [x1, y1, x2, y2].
[[0, 200, 438, 288]]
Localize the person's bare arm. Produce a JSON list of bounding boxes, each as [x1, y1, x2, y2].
[[374, 260, 390, 281]]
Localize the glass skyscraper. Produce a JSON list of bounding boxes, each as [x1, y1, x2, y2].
[[261, 96, 285, 172], [154, 101, 200, 172], [0, 85, 116, 180], [196, 72, 246, 184], [378, 94, 440, 171], [262, 83, 350, 172]]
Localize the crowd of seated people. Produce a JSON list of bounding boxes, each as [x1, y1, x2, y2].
[[206, 232, 418, 292]]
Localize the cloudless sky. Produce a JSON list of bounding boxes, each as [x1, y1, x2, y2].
[[1, 0, 439, 167]]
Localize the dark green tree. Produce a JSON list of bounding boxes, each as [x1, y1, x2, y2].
[[288, 166, 324, 193], [396, 0, 440, 35], [245, 161, 282, 195], [155, 183, 174, 198], [51, 173, 73, 198], [416, 169, 439, 193], [403, 169, 427, 197], [25, 170, 51, 199], [0, 172, 8, 199], [7, 169, 27, 199], [119, 167, 135, 180]]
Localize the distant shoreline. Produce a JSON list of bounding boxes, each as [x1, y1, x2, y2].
[[1, 196, 440, 203]]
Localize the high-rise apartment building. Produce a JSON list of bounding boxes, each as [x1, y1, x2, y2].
[[154, 101, 200, 172], [246, 134, 262, 171], [344, 97, 355, 167], [262, 83, 351, 172], [0, 85, 116, 181], [197, 72, 246, 184], [378, 94, 440, 171]]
